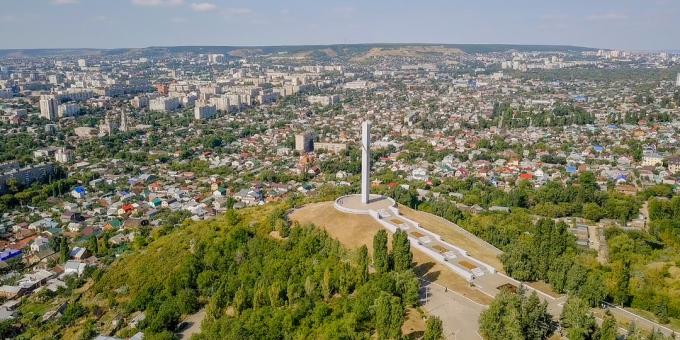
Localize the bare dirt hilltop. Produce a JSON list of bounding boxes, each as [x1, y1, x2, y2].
[[351, 45, 465, 62]]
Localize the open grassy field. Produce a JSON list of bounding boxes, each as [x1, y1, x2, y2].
[[397, 205, 504, 270], [289, 201, 493, 305]]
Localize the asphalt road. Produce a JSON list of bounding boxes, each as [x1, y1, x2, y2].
[[177, 307, 206, 339]]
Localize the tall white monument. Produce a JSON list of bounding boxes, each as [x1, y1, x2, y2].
[[334, 120, 395, 214], [361, 121, 371, 204]]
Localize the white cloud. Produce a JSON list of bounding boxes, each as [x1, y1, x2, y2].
[[131, 0, 184, 7], [191, 2, 217, 12], [51, 0, 79, 5], [586, 12, 629, 21], [222, 7, 253, 16]]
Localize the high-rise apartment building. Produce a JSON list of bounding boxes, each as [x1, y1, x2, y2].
[[57, 103, 80, 117], [149, 97, 180, 112], [39, 95, 58, 121], [295, 132, 315, 153], [207, 54, 225, 64], [194, 102, 217, 120], [120, 109, 130, 132]]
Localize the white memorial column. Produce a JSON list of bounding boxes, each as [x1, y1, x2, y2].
[[361, 121, 371, 204]]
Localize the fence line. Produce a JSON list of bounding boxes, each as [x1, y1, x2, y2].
[[602, 301, 678, 337]]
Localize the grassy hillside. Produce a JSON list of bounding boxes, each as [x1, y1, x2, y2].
[[19, 201, 421, 339]]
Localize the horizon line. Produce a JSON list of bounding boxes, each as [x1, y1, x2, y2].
[[0, 42, 602, 51]]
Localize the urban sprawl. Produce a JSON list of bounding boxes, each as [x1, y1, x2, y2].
[[1, 45, 680, 338]]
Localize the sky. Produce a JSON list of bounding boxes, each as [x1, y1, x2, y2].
[[0, 0, 678, 51]]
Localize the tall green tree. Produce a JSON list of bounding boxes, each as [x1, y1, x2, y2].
[[100, 233, 109, 254], [89, 235, 99, 256], [500, 234, 537, 281], [479, 289, 523, 340], [479, 288, 553, 340], [59, 237, 70, 263], [578, 272, 606, 307], [392, 229, 412, 272], [609, 260, 631, 306], [593, 311, 617, 340], [322, 268, 332, 301], [560, 296, 596, 340], [356, 245, 369, 284], [375, 292, 404, 339], [373, 230, 390, 274], [423, 316, 443, 340], [520, 291, 552, 339]]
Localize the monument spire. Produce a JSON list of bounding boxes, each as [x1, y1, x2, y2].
[[335, 120, 394, 215], [361, 121, 371, 204]]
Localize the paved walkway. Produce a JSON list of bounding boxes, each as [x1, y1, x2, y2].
[[602, 303, 677, 338], [334, 201, 678, 338], [377, 207, 493, 281], [420, 279, 484, 340]]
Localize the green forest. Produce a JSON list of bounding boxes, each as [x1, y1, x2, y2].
[[14, 201, 443, 340], [378, 176, 680, 331], [488, 103, 596, 129], [381, 172, 642, 223]]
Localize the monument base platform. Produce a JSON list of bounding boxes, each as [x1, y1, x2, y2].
[[334, 194, 396, 215]]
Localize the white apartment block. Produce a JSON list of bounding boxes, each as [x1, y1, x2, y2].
[[39, 95, 58, 121], [344, 80, 369, 90], [315, 142, 347, 154], [131, 96, 149, 109], [226, 93, 249, 109], [56, 89, 94, 102], [207, 54, 225, 64], [194, 103, 217, 120], [149, 97, 180, 112], [55, 147, 74, 164], [57, 103, 80, 117], [209, 95, 231, 112], [307, 95, 340, 106]]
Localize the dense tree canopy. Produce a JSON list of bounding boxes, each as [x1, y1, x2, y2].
[[84, 204, 420, 339], [479, 288, 553, 340]]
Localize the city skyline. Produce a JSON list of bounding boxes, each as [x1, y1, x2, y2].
[[0, 0, 679, 51], [2, 1, 680, 339]]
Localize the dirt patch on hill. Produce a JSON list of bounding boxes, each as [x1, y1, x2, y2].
[[290, 202, 381, 253], [289, 202, 492, 305], [351, 46, 464, 62], [402, 307, 426, 338]]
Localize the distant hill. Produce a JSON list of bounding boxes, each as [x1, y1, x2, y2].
[[0, 43, 597, 59]]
